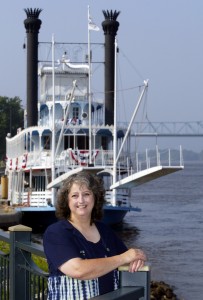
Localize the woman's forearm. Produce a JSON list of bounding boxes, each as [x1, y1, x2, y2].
[[59, 248, 146, 280], [59, 255, 124, 280]]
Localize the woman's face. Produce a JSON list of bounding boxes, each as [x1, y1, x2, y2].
[[68, 182, 95, 220]]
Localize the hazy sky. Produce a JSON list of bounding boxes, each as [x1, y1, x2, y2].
[[0, 0, 203, 151]]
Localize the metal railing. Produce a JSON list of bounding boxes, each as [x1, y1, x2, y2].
[[0, 225, 48, 300], [0, 225, 150, 300]]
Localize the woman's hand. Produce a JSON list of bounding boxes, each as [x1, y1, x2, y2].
[[128, 259, 145, 272], [120, 248, 147, 272]]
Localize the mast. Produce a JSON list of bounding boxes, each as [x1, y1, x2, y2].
[[87, 6, 99, 163], [116, 80, 149, 164], [55, 81, 77, 159], [87, 6, 92, 163], [112, 37, 118, 205]]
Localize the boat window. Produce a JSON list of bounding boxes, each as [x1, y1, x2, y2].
[[73, 106, 79, 119], [101, 136, 108, 150], [43, 136, 50, 150]]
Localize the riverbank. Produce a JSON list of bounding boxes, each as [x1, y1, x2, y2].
[[150, 281, 179, 300]]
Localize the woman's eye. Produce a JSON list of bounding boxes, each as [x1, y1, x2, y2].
[[84, 192, 91, 197]]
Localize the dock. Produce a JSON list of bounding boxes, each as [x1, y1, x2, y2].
[[0, 206, 22, 229]]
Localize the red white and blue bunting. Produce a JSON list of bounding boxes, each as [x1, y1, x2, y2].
[[70, 150, 99, 166], [22, 154, 27, 169]]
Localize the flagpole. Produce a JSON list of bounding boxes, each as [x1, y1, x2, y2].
[[88, 5, 92, 164], [51, 34, 56, 205]]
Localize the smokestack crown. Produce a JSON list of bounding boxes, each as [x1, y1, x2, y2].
[[24, 8, 42, 33], [24, 8, 42, 18], [102, 10, 120, 35]]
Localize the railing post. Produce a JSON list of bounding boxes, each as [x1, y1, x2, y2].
[[156, 145, 159, 166], [119, 265, 151, 300], [9, 224, 32, 300]]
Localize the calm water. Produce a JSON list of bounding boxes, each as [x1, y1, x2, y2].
[[116, 161, 203, 300]]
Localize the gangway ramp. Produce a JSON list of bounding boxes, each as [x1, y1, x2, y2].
[[110, 165, 184, 189]]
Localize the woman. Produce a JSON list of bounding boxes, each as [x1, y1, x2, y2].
[[43, 171, 146, 300]]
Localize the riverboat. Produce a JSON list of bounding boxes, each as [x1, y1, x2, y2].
[[5, 8, 184, 229]]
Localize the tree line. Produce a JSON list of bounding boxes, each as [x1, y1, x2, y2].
[[0, 96, 24, 161]]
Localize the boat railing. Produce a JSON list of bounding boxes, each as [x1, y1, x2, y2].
[[23, 149, 114, 170], [6, 151, 52, 170], [42, 94, 87, 102], [105, 190, 130, 207], [95, 150, 114, 166], [54, 146, 183, 174], [26, 151, 52, 169], [55, 149, 115, 170], [133, 146, 184, 173], [16, 146, 183, 174], [12, 190, 52, 207]]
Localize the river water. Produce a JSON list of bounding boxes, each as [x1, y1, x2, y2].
[[116, 161, 203, 300]]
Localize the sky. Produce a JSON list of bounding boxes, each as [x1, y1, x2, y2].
[[0, 0, 203, 151]]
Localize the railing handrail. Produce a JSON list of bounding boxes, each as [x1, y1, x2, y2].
[[15, 241, 46, 258]]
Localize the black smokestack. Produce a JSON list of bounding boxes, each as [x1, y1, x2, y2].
[[102, 10, 120, 125], [24, 8, 42, 127]]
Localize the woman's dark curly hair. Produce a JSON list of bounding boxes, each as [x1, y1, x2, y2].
[[55, 171, 106, 224]]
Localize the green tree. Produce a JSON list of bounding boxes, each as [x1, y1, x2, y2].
[[0, 96, 24, 160]]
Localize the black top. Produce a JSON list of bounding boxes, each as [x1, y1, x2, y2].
[[43, 220, 127, 296]]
